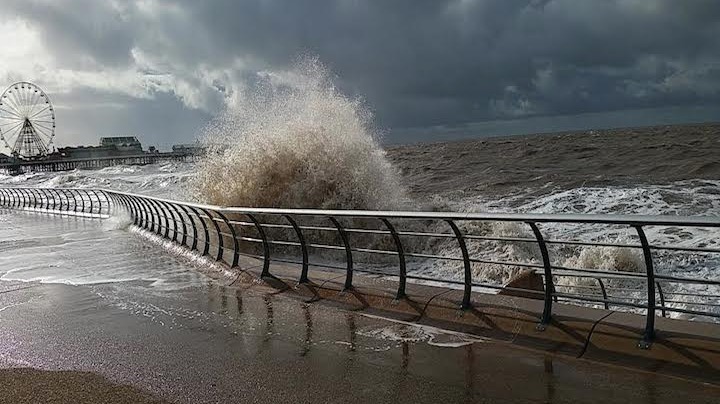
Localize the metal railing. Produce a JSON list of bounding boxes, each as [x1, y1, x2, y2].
[[2, 186, 719, 348]]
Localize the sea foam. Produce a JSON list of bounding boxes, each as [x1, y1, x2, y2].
[[191, 57, 407, 210]]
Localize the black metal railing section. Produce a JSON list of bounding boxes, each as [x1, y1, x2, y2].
[[2, 187, 719, 348]]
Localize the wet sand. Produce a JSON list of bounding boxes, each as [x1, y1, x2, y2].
[[0, 368, 168, 403]]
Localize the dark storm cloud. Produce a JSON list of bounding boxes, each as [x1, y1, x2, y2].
[[3, 0, 720, 143]]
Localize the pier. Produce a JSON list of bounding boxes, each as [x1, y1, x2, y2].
[[0, 152, 199, 175]]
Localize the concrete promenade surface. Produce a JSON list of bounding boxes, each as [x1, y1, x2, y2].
[[0, 212, 719, 403]]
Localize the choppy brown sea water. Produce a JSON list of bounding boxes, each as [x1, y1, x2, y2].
[[387, 122, 720, 205]]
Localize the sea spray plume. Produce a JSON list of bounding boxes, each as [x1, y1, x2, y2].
[[191, 57, 406, 210]]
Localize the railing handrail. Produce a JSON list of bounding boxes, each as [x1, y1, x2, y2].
[[7, 186, 720, 227]]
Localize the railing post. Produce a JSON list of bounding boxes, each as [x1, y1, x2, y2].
[[9, 189, 17, 208], [16, 189, 25, 208], [28, 189, 40, 210], [189, 206, 210, 256], [86, 190, 94, 215], [71, 190, 80, 213], [215, 211, 239, 268], [149, 199, 169, 238], [528, 222, 553, 329], [166, 203, 187, 245], [133, 196, 151, 229], [246, 213, 271, 278], [202, 209, 224, 261], [39, 189, 52, 211], [161, 201, 177, 240], [381, 218, 407, 300], [19, 188, 29, 208], [656, 281, 667, 318], [178, 204, 199, 250], [122, 195, 140, 226], [51, 189, 62, 211], [596, 277, 609, 310], [51, 189, 63, 211], [329, 216, 353, 291], [147, 199, 164, 235], [284, 215, 309, 284], [634, 225, 656, 349], [446, 219, 472, 310], [79, 190, 89, 214]]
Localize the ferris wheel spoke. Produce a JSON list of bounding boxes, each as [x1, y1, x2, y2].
[[16, 89, 27, 116], [0, 122, 22, 131], [1, 120, 23, 135], [25, 90, 42, 117], [28, 105, 52, 119], [0, 114, 23, 124], [0, 117, 23, 126], [8, 91, 25, 116], [20, 85, 34, 116], [0, 99, 23, 118], [32, 119, 54, 127], [33, 122, 54, 135], [34, 123, 54, 139]]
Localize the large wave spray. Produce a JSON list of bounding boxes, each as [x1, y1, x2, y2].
[[191, 57, 406, 210]]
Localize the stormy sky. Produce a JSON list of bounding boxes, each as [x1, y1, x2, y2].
[[1, 0, 719, 151]]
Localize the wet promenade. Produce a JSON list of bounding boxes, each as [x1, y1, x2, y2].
[[1, 211, 718, 403]]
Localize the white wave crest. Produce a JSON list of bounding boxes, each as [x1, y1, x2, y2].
[[190, 56, 407, 210]]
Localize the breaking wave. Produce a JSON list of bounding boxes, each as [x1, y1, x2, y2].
[[191, 57, 407, 210]]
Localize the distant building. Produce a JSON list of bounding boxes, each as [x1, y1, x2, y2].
[[0, 152, 13, 164], [172, 142, 207, 155], [49, 136, 145, 160], [100, 136, 143, 153]]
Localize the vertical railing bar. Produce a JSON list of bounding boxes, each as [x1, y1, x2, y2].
[[133, 196, 151, 230], [147, 199, 165, 235], [15, 188, 24, 208], [29, 189, 40, 210], [50, 189, 63, 211], [167, 203, 187, 245], [84, 189, 93, 215], [246, 213, 271, 277], [123, 195, 141, 226], [188, 206, 210, 256], [596, 277, 609, 310], [178, 204, 199, 251], [71, 190, 80, 213], [381, 217, 407, 300], [634, 225, 656, 349], [284, 214, 309, 284], [201, 209, 224, 261], [39, 189, 50, 211], [656, 281, 667, 318], [215, 211, 239, 268], [152, 199, 170, 238], [159, 201, 179, 241], [528, 222, 553, 328], [446, 219, 472, 310], [19, 188, 29, 209], [329, 216, 353, 291]]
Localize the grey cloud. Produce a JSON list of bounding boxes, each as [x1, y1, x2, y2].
[[2, 0, 720, 144]]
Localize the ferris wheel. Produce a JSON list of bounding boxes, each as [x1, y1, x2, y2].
[[0, 82, 56, 158]]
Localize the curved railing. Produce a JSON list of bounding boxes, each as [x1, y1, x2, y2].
[[2, 186, 719, 348]]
